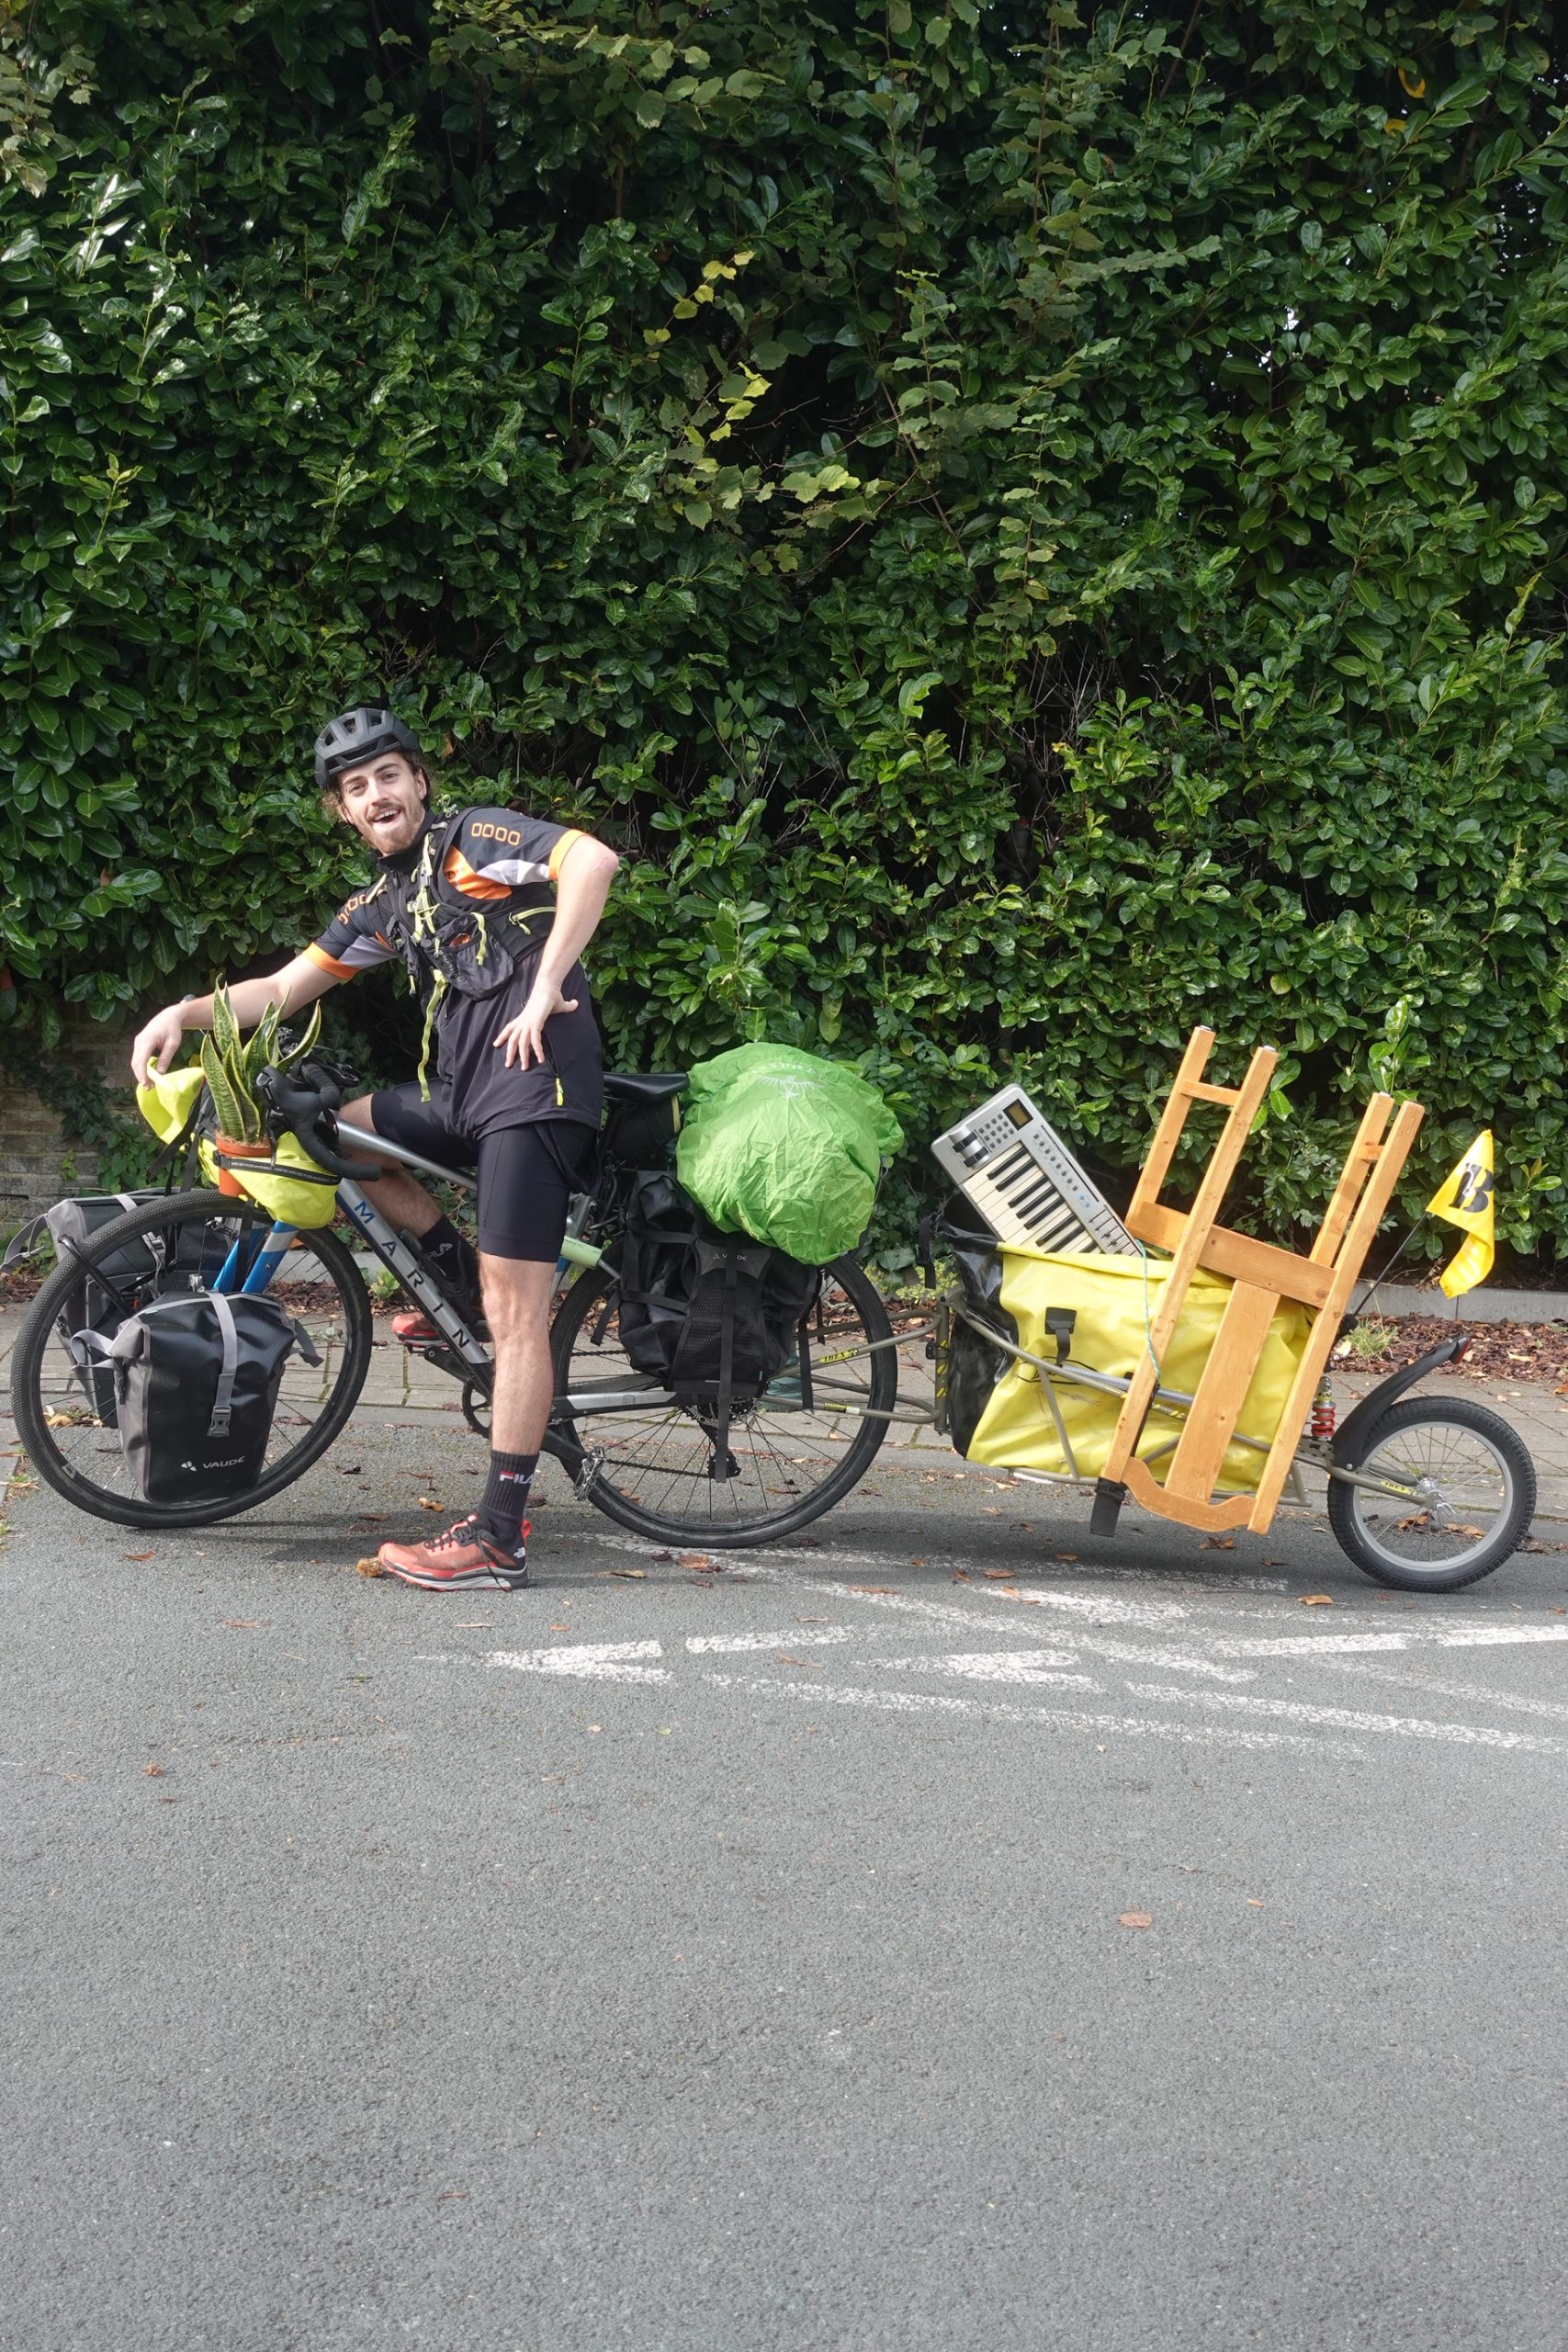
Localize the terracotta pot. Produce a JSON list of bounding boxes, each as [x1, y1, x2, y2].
[[213, 1131, 271, 1199]]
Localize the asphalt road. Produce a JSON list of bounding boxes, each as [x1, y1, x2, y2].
[[6, 1419, 1568, 2351]]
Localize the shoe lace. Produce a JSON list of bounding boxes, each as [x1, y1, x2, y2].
[[428, 1514, 483, 1553]]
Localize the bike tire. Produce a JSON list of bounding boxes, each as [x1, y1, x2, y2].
[[1327, 1394, 1536, 1592], [550, 1250, 896, 1547], [11, 1189, 373, 1530]]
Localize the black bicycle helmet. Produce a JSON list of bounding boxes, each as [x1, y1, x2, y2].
[[313, 704, 422, 791]]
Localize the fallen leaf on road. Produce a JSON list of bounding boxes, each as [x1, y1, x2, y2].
[[612, 1566, 647, 1579], [908, 1555, 928, 1566], [434, 2189, 467, 2201], [777, 1654, 814, 1668], [455, 1622, 491, 1629], [984, 1568, 1018, 1580], [549, 1622, 570, 1631], [848, 1585, 896, 1595], [1055, 1552, 1079, 1563], [1117, 1912, 1154, 1930], [653, 1552, 673, 1561], [1201, 1536, 1236, 1551], [339, 1464, 362, 1476], [354, 1514, 389, 1524], [1299, 1593, 1334, 1607], [355, 1557, 385, 1577], [123, 1550, 155, 1562], [416, 1496, 442, 1511], [142, 1763, 165, 1778], [1247, 1898, 1264, 1908], [952, 1569, 970, 1582], [222, 1619, 265, 1629], [679, 1552, 716, 1571]]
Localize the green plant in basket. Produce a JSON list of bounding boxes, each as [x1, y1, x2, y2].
[[198, 988, 321, 1146]]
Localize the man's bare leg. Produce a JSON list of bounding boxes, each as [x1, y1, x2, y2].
[[480, 1255, 558, 1453], [339, 1091, 443, 1236], [375, 1252, 556, 1589]]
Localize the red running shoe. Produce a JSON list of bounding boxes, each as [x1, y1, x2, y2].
[[378, 1514, 532, 1590], [391, 1303, 488, 1348]]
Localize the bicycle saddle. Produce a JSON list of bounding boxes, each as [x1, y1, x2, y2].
[[604, 1071, 688, 1105]]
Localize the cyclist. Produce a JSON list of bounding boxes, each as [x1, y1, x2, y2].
[[130, 705, 619, 1593]]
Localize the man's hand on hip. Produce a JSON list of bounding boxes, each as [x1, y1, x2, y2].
[[492, 981, 578, 1071]]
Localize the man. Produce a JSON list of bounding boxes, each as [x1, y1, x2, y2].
[[130, 705, 619, 1593]]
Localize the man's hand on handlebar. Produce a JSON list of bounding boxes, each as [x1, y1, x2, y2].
[[492, 979, 577, 1072], [130, 1005, 188, 1089]]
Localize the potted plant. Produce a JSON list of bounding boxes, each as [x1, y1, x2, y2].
[[199, 988, 321, 1195]]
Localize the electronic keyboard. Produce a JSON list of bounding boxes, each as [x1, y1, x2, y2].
[[931, 1085, 1135, 1255]]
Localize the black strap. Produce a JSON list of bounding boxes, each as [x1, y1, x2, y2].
[[712, 1244, 736, 1484]]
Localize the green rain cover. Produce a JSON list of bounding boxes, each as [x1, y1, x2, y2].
[[675, 1044, 904, 1265]]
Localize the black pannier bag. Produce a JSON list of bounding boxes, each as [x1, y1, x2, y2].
[[89, 1290, 320, 1505], [941, 1222, 1021, 1458], [0, 1193, 167, 1424], [616, 1171, 819, 1404]]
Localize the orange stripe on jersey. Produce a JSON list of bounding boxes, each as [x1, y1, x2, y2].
[[443, 845, 513, 902], [548, 830, 588, 881], [305, 943, 357, 982]]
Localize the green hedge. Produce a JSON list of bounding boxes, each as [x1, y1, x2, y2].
[[4, 1, 1566, 1264]]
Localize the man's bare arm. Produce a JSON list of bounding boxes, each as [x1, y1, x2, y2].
[[130, 953, 340, 1087], [492, 839, 620, 1071]]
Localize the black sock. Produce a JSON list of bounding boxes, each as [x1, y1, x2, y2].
[[422, 1216, 479, 1298], [477, 1450, 537, 1547]]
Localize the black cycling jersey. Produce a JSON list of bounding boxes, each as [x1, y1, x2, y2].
[[304, 806, 604, 1138]]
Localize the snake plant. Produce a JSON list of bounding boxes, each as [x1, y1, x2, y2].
[[199, 987, 321, 1143]]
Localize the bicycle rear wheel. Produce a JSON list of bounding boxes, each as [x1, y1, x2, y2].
[[10, 1190, 373, 1528], [549, 1252, 896, 1546]]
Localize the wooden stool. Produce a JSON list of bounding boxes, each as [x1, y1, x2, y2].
[[1092, 1028, 1424, 1537]]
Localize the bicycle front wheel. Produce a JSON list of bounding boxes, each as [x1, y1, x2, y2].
[[549, 1252, 897, 1545], [11, 1190, 373, 1529]]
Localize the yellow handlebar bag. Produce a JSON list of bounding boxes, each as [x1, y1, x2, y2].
[[964, 1247, 1310, 1496], [136, 1068, 341, 1231]]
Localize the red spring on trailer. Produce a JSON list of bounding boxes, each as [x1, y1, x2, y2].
[[1310, 1379, 1337, 1441]]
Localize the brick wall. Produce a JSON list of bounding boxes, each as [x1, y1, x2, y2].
[[0, 1012, 135, 1228]]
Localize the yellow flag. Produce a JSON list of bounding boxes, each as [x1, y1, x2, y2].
[[1426, 1131, 1495, 1298]]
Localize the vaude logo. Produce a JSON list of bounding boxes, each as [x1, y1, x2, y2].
[[182, 1454, 245, 1471]]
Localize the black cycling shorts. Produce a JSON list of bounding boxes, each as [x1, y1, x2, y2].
[[368, 1083, 597, 1261]]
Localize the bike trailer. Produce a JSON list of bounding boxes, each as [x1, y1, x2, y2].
[[87, 1290, 320, 1504]]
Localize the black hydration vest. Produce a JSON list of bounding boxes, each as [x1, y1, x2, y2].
[[381, 813, 557, 1094]]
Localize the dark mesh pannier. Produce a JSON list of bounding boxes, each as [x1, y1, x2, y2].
[[942, 1225, 1020, 1458], [1, 1193, 167, 1424], [616, 1170, 820, 1402], [96, 1290, 319, 1505]]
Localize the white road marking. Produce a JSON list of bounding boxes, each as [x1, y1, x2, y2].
[[1326, 1658, 1568, 1727], [489, 1640, 670, 1684], [1210, 1623, 1568, 1660], [874, 1651, 1097, 1690], [685, 1628, 856, 1654], [1432, 1623, 1568, 1648], [1125, 1682, 1568, 1755], [1211, 1633, 1415, 1657], [701, 1672, 1367, 1757], [742, 1564, 1258, 1678]]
